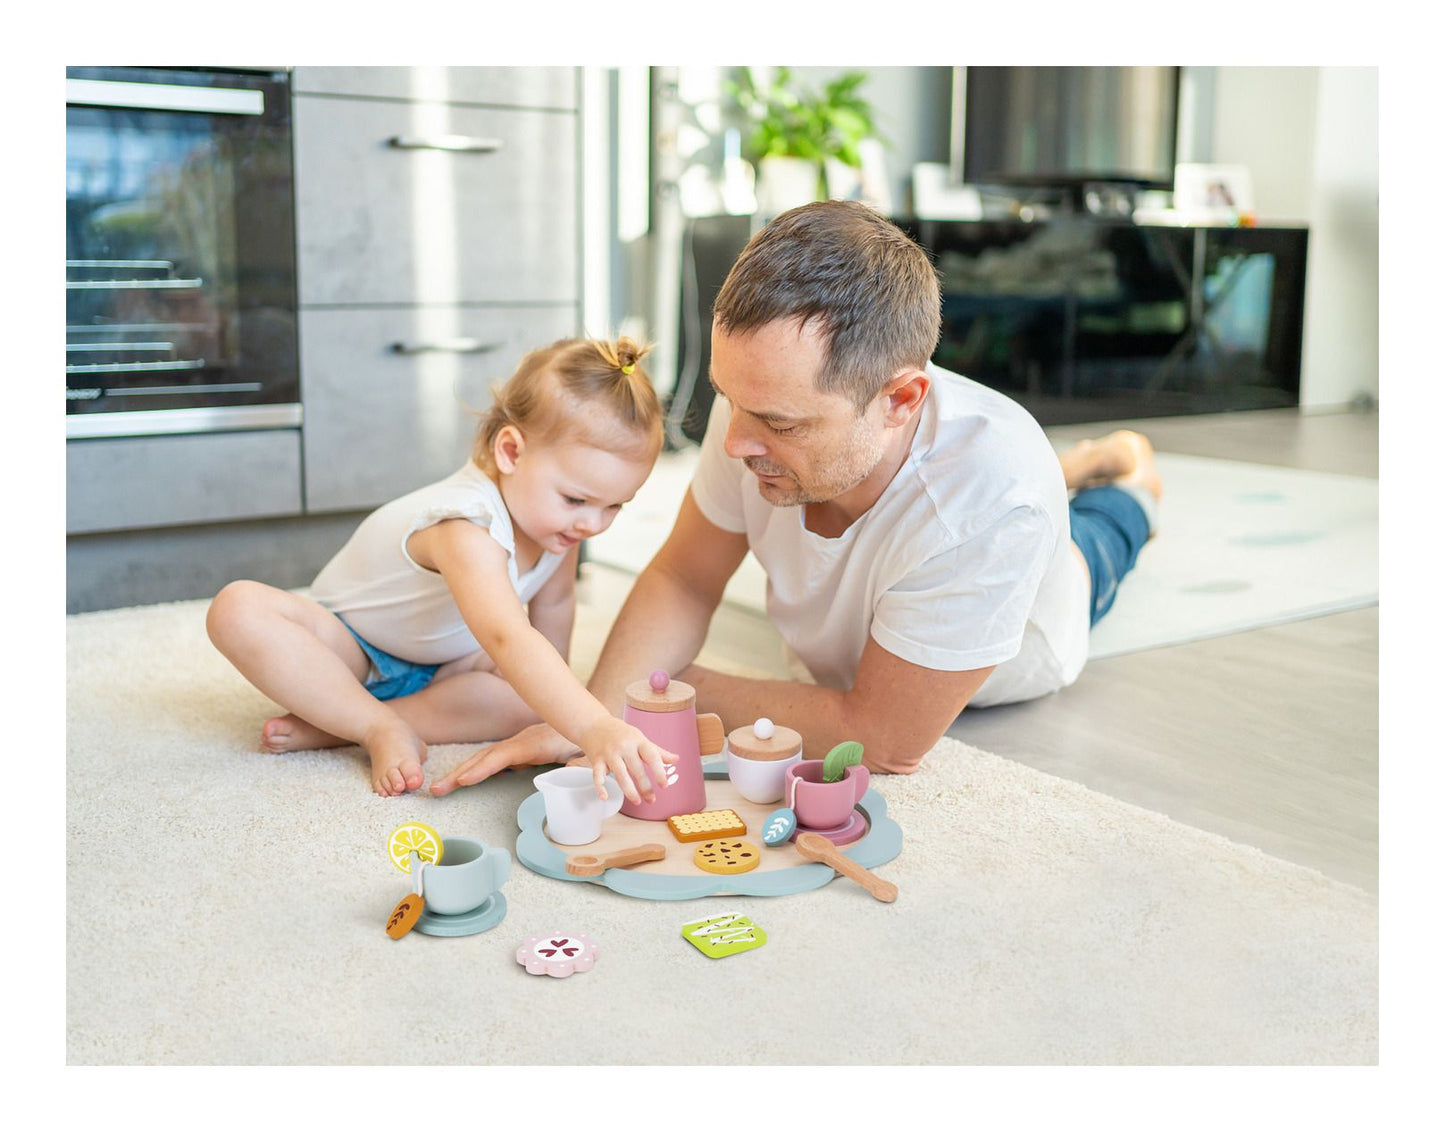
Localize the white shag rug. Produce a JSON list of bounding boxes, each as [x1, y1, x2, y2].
[[66, 599, 1377, 1065]]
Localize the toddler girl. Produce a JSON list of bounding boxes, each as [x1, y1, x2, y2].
[[206, 336, 677, 801]]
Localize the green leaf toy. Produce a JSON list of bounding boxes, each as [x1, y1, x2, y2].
[[822, 740, 864, 783]]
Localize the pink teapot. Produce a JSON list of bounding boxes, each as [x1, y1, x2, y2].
[[619, 670, 724, 821]]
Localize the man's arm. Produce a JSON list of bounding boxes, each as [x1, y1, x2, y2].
[[583, 490, 749, 708], [681, 641, 992, 776]]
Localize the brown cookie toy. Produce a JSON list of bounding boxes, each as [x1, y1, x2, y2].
[[692, 839, 761, 875]]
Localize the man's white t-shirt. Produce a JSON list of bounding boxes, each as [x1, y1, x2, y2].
[[688, 363, 1090, 708], [309, 461, 566, 665]]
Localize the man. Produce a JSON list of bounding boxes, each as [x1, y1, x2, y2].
[[432, 200, 1159, 798]]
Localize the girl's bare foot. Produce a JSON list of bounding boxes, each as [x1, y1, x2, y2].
[[363, 717, 429, 797], [261, 713, 345, 753]]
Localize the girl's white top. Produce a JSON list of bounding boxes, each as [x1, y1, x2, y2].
[[310, 461, 566, 664]]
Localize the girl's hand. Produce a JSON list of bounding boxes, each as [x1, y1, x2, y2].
[[578, 717, 679, 805]]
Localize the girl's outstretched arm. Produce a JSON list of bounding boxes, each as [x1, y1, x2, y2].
[[407, 519, 674, 802], [525, 544, 578, 662]]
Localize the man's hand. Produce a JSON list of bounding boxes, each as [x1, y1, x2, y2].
[[429, 723, 578, 796]]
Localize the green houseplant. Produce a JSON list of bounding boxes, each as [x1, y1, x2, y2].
[[727, 67, 881, 213]]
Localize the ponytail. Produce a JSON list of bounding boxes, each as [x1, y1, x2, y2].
[[473, 336, 663, 474]]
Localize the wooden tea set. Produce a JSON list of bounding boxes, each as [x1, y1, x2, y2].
[[381, 669, 902, 961], [513, 670, 903, 901]]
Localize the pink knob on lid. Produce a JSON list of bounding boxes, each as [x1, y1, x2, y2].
[[649, 669, 670, 692]]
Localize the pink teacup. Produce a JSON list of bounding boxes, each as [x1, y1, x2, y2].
[[784, 761, 870, 829]]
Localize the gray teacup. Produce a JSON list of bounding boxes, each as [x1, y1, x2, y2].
[[414, 837, 511, 916]]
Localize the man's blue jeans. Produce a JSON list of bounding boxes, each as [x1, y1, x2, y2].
[[1069, 485, 1153, 626]]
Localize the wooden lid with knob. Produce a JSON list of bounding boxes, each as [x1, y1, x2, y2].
[[727, 717, 803, 761], [624, 669, 696, 713]]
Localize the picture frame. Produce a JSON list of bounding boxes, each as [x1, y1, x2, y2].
[[1173, 163, 1255, 217]]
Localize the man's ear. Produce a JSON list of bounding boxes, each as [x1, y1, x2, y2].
[[881, 368, 930, 426], [493, 425, 525, 474]]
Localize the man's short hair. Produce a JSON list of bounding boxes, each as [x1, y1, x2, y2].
[[712, 200, 942, 410]]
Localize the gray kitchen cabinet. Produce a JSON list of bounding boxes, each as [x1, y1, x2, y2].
[[67, 430, 302, 534], [292, 67, 582, 513], [291, 66, 577, 110], [293, 95, 579, 306], [299, 305, 578, 512]]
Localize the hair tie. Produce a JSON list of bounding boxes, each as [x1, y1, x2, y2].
[[620, 363, 635, 375]]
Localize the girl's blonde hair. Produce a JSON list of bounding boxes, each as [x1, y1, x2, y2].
[[472, 336, 663, 475]]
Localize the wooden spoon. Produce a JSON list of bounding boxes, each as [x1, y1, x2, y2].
[[794, 832, 898, 903], [565, 842, 667, 877]]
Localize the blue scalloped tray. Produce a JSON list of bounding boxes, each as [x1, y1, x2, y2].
[[515, 760, 902, 899]]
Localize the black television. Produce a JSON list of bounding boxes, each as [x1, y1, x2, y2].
[[950, 66, 1181, 194]]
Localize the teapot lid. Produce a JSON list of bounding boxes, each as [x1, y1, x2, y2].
[[625, 670, 695, 713]]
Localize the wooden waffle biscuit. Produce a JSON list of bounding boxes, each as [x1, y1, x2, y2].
[[667, 807, 747, 843], [692, 839, 761, 875]]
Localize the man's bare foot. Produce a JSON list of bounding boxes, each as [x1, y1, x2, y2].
[[261, 714, 345, 753], [1058, 430, 1163, 502], [363, 717, 429, 797]]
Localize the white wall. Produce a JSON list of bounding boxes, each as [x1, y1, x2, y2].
[[1298, 68, 1380, 408], [1208, 66, 1379, 407], [1209, 67, 1320, 222]]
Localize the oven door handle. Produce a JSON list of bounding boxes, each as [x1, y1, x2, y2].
[[66, 78, 265, 115], [387, 134, 504, 154], [389, 338, 505, 356]]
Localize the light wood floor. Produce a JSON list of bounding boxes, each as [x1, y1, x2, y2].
[[579, 406, 1380, 894]]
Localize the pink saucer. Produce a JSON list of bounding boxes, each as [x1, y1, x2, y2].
[[791, 808, 868, 847]]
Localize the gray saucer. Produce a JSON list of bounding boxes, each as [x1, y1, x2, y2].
[[414, 892, 508, 937]]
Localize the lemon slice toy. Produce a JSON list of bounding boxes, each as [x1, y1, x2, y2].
[[388, 821, 444, 873]]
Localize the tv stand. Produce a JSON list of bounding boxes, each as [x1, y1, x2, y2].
[[904, 215, 1308, 425]]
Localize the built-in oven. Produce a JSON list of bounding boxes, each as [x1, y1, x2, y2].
[[66, 66, 299, 438]]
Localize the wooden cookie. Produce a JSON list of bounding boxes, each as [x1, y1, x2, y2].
[[668, 808, 747, 843], [693, 839, 761, 875]]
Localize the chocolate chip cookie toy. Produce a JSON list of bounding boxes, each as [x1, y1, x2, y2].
[[693, 839, 761, 875]]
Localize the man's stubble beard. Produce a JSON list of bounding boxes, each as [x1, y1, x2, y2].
[[746, 413, 887, 507]]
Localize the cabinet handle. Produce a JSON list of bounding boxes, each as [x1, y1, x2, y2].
[[389, 338, 505, 356], [387, 134, 503, 153]]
